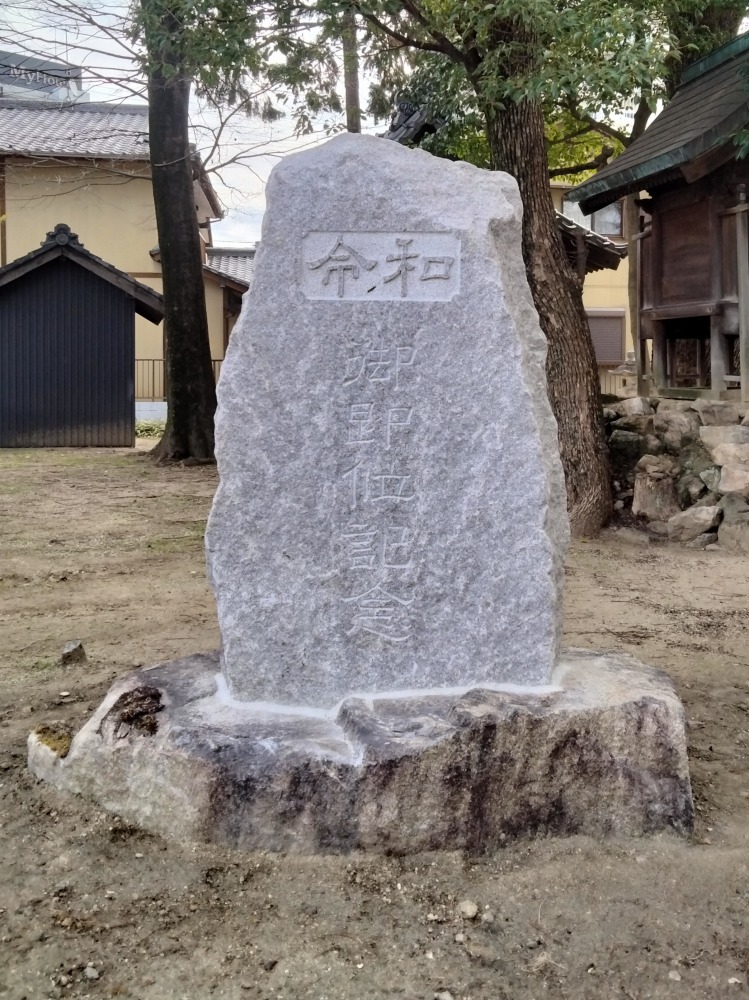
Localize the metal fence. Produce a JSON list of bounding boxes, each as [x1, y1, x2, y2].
[[137, 358, 633, 402], [135, 359, 223, 400]]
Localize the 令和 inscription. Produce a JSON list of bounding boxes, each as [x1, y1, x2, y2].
[[303, 231, 460, 301]]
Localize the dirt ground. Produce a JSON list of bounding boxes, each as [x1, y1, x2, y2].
[[2, 446, 749, 1000]]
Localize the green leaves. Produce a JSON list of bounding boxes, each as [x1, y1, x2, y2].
[[127, 0, 748, 152]]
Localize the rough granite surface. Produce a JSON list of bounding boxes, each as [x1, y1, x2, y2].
[[28, 650, 694, 853], [206, 133, 569, 707]]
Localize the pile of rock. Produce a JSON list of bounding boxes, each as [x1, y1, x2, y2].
[[606, 396, 749, 552]]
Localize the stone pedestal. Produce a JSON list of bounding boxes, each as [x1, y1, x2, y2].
[[28, 650, 694, 853]]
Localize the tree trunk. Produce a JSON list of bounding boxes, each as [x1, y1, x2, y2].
[[341, 8, 361, 133], [147, 67, 217, 462], [482, 98, 612, 534], [665, 3, 746, 97], [623, 97, 651, 396]]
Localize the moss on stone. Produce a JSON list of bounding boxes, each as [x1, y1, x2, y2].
[[35, 724, 73, 758]]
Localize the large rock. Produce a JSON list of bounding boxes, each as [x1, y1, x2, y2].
[[694, 490, 721, 508], [610, 414, 654, 435], [636, 454, 680, 478], [685, 531, 719, 550], [711, 443, 749, 467], [699, 467, 722, 492], [719, 521, 749, 554], [615, 396, 653, 417], [718, 465, 749, 497], [656, 399, 695, 413], [667, 505, 723, 542], [717, 492, 749, 553], [206, 134, 568, 708], [27, 651, 694, 852], [644, 433, 664, 455], [676, 474, 706, 507], [678, 439, 715, 476], [654, 409, 701, 453], [699, 424, 749, 453], [692, 399, 740, 426], [719, 491, 749, 521]]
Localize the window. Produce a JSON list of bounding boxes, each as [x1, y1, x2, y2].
[[587, 311, 625, 365], [562, 197, 623, 239]]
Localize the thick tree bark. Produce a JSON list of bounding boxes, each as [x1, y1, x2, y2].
[[624, 97, 651, 395], [665, 3, 746, 97], [341, 9, 361, 133], [482, 98, 612, 534], [148, 68, 217, 462]]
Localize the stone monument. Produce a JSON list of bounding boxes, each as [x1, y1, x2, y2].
[[28, 135, 694, 852], [206, 134, 567, 706]]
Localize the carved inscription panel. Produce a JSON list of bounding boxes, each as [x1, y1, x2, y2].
[[336, 330, 419, 644], [302, 231, 461, 301]]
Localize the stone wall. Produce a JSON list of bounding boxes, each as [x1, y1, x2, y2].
[[606, 397, 749, 552]]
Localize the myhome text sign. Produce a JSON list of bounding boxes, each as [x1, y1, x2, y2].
[[0, 51, 83, 102]]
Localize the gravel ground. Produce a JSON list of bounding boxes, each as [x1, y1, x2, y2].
[[1, 446, 749, 1000]]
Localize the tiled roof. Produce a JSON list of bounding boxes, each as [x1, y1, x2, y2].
[[569, 32, 749, 213], [0, 222, 164, 323], [205, 247, 255, 288], [0, 98, 150, 159], [555, 213, 627, 273]]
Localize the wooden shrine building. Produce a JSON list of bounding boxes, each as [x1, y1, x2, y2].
[[569, 33, 749, 402], [0, 224, 164, 447]]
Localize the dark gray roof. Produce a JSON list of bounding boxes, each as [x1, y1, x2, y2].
[[555, 213, 626, 273], [568, 32, 749, 213], [0, 223, 164, 323], [0, 98, 149, 159], [0, 97, 223, 216], [205, 247, 255, 288], [381, 102, 446, 144]]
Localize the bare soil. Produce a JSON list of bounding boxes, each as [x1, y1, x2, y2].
[[1, 447, 749, 1000]]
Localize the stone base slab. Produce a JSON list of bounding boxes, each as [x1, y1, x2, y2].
[[28, 650, 694, 853]]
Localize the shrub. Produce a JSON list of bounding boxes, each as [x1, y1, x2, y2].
[[135, 419, 165, 439]]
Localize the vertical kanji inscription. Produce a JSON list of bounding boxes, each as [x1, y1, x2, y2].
[[336, 322, 422, 643]]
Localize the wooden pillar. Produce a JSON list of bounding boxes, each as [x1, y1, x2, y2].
[[710, 315, 729, 399], [666, 338, 676, 387], [736, 193, 749, 404], [575, 232, 588, 280], [696, 338, 706, 387], [638, 336, 652, 395], [634, 233, 648, 396], [652, 320, 667, 392]]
